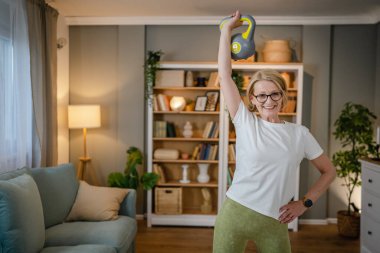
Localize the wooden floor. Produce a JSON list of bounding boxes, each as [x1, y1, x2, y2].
[[136, 220, 359, 253]]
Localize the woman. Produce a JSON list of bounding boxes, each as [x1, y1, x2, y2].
[[213, 10, 337, 253]]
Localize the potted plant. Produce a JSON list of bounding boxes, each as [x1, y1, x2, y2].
[[108, 146, 159, 190], [332, 102, 377, 238], [145, 50, 163, 104]]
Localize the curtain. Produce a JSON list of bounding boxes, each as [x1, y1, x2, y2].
[[26, 0, 58, 166], [0, 0, 35, 172]]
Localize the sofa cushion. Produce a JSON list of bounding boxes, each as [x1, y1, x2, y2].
[[45, 216, 137, 253], [0, 167, 30, 180], [0, 173, 45, 253], [40, 245, 117, 253], [30, 163, 79, 228], [66, 181, 129, 221]]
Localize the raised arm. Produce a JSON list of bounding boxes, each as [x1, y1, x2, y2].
[[218, 10, 244, 119]]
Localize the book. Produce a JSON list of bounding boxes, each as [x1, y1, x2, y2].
[[153, 95, 159, 111], [207, 72, 220, 87], [191, 145, 200, 160], [157, 94, 168, 111], [202, 121, 214, 138], [166, 122, 176, 137]]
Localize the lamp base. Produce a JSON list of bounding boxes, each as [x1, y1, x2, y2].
[[77, 157, 99, 186]]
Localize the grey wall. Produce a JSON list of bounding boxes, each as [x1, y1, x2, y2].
[[69, 23, 379, 218], [328, 25, 378, 217], [146, 25, 302, 62], [376, 24, 380, 127], [301, 26, 332, 219], [69, 26, 146, 214]]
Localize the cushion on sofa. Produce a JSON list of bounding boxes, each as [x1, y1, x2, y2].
[[66, 180, 129, 221], [0, 167, 30, 180], [45, 216, 137, 253], [40, 245, 117, 253], [30, 163, 79, 228], [0, 173, 45, 253]]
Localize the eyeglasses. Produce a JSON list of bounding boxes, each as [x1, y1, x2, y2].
[[253, 91, 282, 103]]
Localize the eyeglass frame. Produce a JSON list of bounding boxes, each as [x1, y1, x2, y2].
[[252, 91, 283, 103]]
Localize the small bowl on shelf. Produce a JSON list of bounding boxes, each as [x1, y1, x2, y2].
[[181, 153, 190, 160]]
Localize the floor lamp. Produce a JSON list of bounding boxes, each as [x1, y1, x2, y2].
[[68, 105, 101, 185]]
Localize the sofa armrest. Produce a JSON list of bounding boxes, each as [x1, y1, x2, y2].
[[119, 189, 136, 219]]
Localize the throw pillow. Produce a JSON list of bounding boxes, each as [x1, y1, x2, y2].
[[66, 181, 129, 221], [0, 173, 45, 253]]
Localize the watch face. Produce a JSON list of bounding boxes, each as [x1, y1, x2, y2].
[[304, 199, 313, 208]]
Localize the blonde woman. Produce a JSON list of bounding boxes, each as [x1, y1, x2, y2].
[[213, 10, 336, 253]]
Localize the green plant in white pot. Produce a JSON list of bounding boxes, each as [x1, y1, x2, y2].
[[332, 102, 377, 238]]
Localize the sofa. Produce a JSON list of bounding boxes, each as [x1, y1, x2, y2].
[[0, 163, 137, 253]]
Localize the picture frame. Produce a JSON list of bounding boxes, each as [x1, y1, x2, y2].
[[205, 91, 219, 111], [194, 96, 207, 111]]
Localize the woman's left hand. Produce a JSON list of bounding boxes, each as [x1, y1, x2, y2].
[[278, 201, 308, 224]]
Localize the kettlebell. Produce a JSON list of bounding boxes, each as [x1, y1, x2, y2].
[[219, 15, 256, 60]]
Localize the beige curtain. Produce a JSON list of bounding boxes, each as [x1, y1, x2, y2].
[[26, 0, 58, 166]]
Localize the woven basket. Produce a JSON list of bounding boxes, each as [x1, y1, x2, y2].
[[262, 40, 292, 63], [337, 210, 360, 238]]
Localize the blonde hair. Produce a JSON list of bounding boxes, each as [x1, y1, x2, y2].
[[246, 69, 288, 112]]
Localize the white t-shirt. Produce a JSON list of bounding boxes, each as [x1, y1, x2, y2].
[[226, 101, 323, 220]]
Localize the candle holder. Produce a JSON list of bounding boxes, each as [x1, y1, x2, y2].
[[179, 164, 190, 183]]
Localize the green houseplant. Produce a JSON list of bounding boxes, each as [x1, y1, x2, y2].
[[145, 50, 163, 104], [332, 102, 377, 237], [108, 146, 159, 190]]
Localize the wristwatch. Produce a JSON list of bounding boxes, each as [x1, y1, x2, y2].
[[302, 197, 313, 208]]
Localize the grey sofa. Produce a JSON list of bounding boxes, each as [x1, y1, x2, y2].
[[0, 163, 137, 253]]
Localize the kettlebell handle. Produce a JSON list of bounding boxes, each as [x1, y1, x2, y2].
[[219, 15, 256, 41]]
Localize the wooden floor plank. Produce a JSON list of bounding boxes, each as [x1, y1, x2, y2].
[[136, 220, 359, 253]]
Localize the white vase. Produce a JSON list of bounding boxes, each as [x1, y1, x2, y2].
[[179, 164, 190, 183], [197, 164, 210, 183], [182, 121, 193, 138], [185, 71, 194, 87]]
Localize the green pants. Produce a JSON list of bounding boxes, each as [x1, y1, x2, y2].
[[213, 198, 291, 253]]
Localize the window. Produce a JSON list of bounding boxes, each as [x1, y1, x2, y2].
[[0, 0, 34, 171]]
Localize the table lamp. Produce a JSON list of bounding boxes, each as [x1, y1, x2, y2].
[[68, 105, 101, 184]]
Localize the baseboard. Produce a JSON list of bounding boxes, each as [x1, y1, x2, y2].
[[137, 215, 339, 224], [326, 218, 337, 224], [299, 218, 337, 225], [299, 219, 328, 225]]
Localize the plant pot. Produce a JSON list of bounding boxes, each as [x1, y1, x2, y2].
[[337, 210, 360, 238]]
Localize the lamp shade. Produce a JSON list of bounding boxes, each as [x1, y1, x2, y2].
[[68, 105, 101, 129]]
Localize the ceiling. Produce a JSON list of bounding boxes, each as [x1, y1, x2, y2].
[[48, 0, 380, 25]]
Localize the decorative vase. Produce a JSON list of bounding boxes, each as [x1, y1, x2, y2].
[[179, 164, 190, 183], [197, 164, 210, 183], [185, 71, 194, 87], [182, 121, 193, 138]]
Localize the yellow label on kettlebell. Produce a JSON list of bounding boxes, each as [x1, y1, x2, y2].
[[231, 42, 241, 54]]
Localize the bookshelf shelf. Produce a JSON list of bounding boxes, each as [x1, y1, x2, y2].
[[153, 160, 219, 164], [153, 137, 219, 142], [157, 181, 218, 188], [153, 111, 220, 115], [154, 87, 220, 91], [147, 61, 303, 230]]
